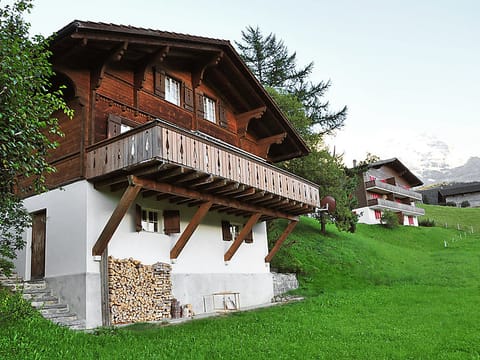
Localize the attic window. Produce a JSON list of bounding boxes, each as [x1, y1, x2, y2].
[[203, 96, 216, 123], [165, 76, 181, 106]]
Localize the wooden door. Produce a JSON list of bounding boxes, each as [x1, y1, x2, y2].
[[31, 210, 46, 279]]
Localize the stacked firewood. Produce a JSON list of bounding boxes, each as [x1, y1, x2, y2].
[[108, 257, 172, 324]]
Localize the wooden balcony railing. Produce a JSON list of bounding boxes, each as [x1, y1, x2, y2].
[[365, 180, 422, 201], [86, 120, 320, 208], [367, 198, 425, 216]]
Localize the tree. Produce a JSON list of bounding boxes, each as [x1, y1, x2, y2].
[[267, 88, 358, 233], [235, 26, 347, 135], [0, 0, 72, 275]]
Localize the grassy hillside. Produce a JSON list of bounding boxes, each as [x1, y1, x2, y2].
[[419, 203, 480, 232], [1, 206, 479, 359]]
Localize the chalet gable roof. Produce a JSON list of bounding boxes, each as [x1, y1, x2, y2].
[[367, 158, 423, 187], [51, 20, 309, 162]]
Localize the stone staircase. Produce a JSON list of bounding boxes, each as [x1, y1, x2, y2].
[[0, 274, 85, 330]]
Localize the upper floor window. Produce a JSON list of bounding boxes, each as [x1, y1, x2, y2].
[[165, 76, 181, 106], [203, 96, 216, 123]]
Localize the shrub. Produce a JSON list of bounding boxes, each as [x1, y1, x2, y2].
[[380, 210, 399, 229], [419, 218, 435, 227], [0, 287, 35, 324], [461, 200, 470, 208]]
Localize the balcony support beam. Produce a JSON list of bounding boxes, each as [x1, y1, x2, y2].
[[170, 201, 213, 259], [129, 175, 298, 221], [265, 220, 298, 263], [92, 181, 141, 256], [224, 213, 262, 261]]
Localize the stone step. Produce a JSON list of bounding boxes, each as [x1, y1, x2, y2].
[[44, 312, 79, 323], [60, 319, 86, 330], [1, 276, 85, 331], [22, 288, 52, 300], [30, 295, 60, 307], [23, 280, 47, 290], [37, 303, 69, 315]]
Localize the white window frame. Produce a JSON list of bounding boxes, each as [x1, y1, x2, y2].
[[203, 96, 216, 123], [165, 76, 181, 106], [141, 208, 161, 233], [229, 223, 240, 241]]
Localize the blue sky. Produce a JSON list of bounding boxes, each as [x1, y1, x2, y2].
[[23, 0, 479, 173]]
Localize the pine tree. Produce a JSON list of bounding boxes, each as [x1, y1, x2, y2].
[[236, 26, 347, 135]]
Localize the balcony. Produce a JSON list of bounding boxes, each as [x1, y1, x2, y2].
[[85, 119, 320, 217], [365, 179, 422, 201], [367, 198, 425, 216]]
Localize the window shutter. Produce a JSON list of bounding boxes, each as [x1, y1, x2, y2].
[[163, 210, 180, 235], [218, 100, 228, 128], [244, 227, 253, 243], [135, 204, 142, 232], [196, 92, 205, 119], [183, 83, 194, 112], [222, 221, 232, 241], [154, 68, 166, 99], [107, 114, 122, 138]]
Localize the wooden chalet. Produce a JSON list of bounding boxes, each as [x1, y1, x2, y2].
[[13, 21, 321, 328]]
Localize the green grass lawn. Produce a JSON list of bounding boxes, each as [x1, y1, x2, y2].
[[1, 206, 480, 359]]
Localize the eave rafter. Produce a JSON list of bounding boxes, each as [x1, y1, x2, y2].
[[91, 41, 129, 89], [192, 51, 223, 88], [236, 106, 267, 138], [134, 46, 170, 90]]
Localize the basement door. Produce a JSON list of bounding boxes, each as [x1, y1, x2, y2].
[[31, 210, 46, 279]]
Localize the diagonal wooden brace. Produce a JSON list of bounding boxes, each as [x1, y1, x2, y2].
[[264, 220, 298, 263], [224, 213, 262, 261], [170, 201, 213, 259], [92, 182, 142, 256]]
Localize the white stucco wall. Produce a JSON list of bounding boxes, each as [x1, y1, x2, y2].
[[355, 206, 419, 226], [16, 179, 275, 328]]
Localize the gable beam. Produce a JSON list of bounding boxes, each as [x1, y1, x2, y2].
[[224, 213, 262, 261], [264, 220, 298, 263], [257, 132, 287, 159], [236, 106, 267, 137], [92, 181, 141, 256], [170, 201, 213, 259], [192, 51, 223, 88], [91, 41, 128, 89]]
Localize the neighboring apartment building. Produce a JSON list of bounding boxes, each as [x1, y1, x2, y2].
[[353, 158, 425, 226], [13, 21, 320, 328]]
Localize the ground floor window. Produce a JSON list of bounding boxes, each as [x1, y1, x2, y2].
[[408, 216, 414, 225], [374, 210, 382, 220], [141, 208, 160, 232]]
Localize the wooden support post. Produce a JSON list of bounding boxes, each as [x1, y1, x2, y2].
[[264, 220, 298, 263], [170, 201, 213, 259], [224, 213, 262, 262], [92, 182, 142, 256]]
